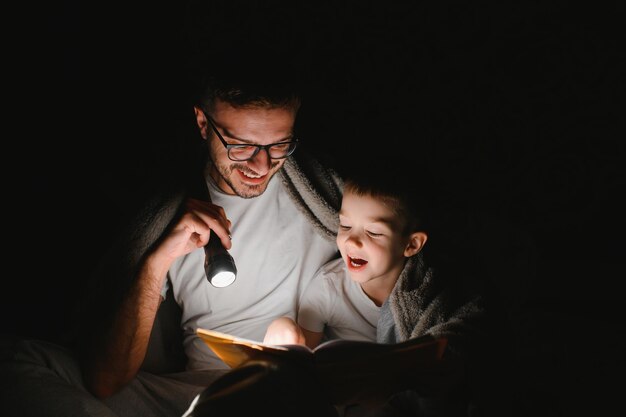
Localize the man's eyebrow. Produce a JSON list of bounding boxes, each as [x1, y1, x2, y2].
[[215, 122, 252, 143], [218, 123, 294, 144], [220, 126, 252, 143]]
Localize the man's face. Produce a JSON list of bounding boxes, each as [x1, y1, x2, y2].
[[196, 99, 297, 198]]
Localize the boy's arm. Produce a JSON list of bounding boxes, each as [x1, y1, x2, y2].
[[301, 327, 324, 349]]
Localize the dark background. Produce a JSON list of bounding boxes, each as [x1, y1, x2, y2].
[[5, 1, 625, 415]]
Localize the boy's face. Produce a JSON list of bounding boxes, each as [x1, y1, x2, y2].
[[336, 190, 413, 287], [195, 99, 297, 198]]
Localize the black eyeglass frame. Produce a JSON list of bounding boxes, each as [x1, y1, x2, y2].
[[202, 110, 298, 162]]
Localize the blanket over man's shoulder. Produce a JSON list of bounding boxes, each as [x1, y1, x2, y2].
[[72, 150, 343, 355]]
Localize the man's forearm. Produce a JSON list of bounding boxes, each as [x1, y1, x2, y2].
[[83, 253, 172, 398]]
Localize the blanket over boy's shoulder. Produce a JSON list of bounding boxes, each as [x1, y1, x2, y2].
[[373, 252, 488, 414], [377, 253, 487, 359]]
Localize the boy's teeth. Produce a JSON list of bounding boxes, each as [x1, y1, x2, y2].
[[350, 257, 366, 266]]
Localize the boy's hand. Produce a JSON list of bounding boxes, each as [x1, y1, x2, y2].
[[263, 317, 306, 346]]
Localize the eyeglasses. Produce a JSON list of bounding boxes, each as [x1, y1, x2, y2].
[[203, 110, 298, 162]]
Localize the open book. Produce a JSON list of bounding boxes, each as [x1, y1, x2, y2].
[[196, 328, 449, 406]]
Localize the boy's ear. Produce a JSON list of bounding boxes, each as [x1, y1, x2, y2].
[[404, 232, 428, 257]]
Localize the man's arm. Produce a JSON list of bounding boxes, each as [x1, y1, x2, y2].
[[81, 198, 232, 398], [81, 252, 170, 398]]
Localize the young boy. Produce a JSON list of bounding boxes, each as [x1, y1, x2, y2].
[[265, 166, 428, 347], [264, 165, 486, 416]]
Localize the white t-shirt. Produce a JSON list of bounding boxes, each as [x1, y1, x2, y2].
[[297, 257, 381, 343], [166, 173, 339, 370]]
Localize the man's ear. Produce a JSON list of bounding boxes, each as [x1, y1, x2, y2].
[[404, 232, 428, 257], [194, 106, 209, 140]]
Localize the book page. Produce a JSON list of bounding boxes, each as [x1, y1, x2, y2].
[[196, 328, 313, 368]]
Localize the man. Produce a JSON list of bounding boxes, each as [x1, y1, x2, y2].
[[1, 48, 343, 417]]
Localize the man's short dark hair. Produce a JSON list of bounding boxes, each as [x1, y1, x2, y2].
[[193, 43, 302, 113]]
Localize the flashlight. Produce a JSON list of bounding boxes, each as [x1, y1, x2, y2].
[[204, 231, 237, 287]]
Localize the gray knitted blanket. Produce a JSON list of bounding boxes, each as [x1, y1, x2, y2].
[[82, 151, 483, 362], [377, 253, 486, 358], [104, 151, 343, 282], [75, 151, 342, 351]]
